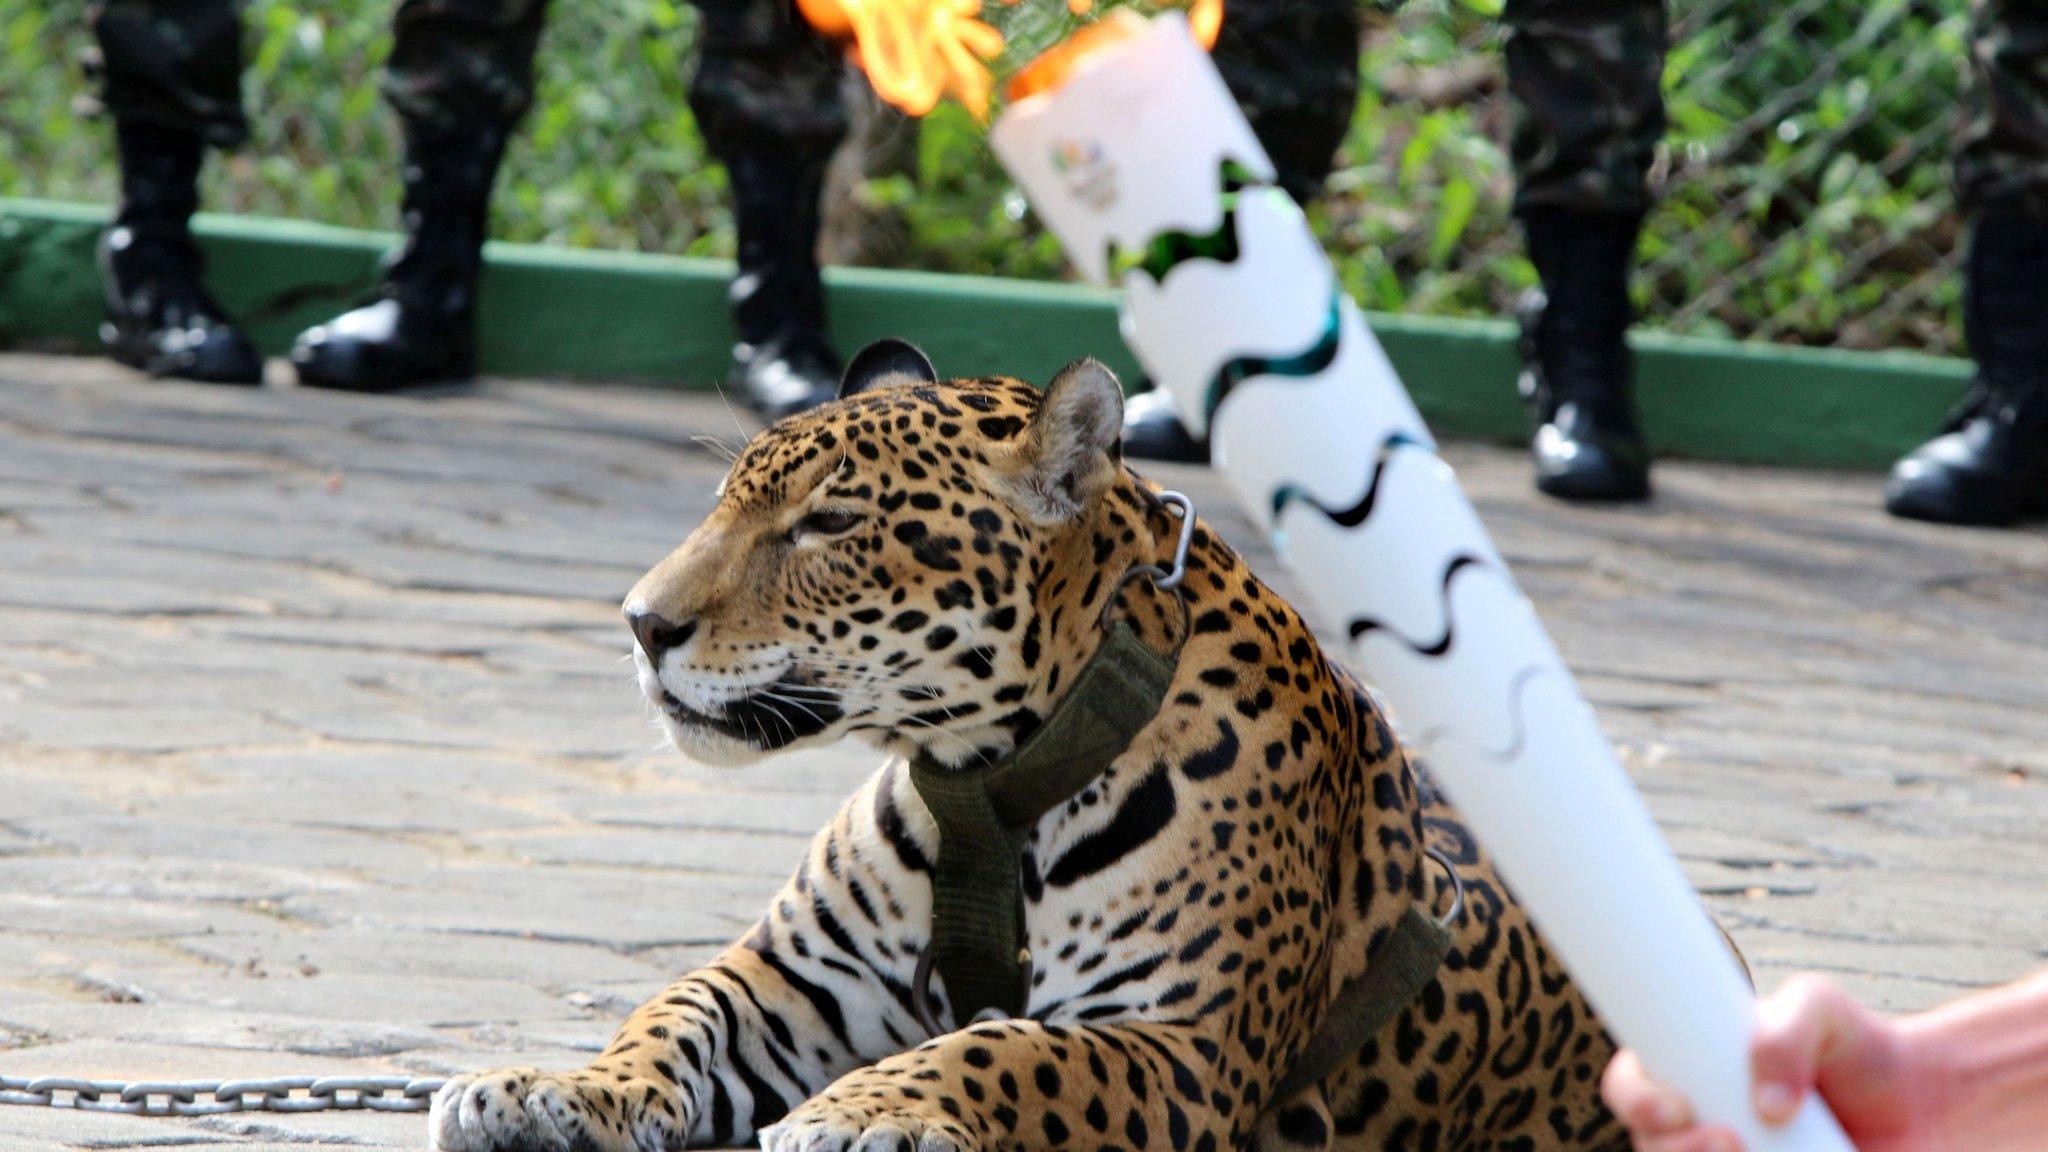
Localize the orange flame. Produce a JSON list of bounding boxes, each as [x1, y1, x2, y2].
[[798, 0, 1003, 117], [798, 0, 1221, 119], [1186, 0, 1221, 51]]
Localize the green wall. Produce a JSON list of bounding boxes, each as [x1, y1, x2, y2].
[[2, 198, 1971, 470]]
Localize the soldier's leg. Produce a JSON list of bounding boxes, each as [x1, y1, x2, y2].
[[1954, 0, 2048, 215], [87, 0, 262, 383], [1886, 0, 2048, 526], [292, 0, 552, 391], [688, 0, 850, 418], [1501, 0, 1666, 502], [1120, 0, 1363, 463], [1210, 0, 1362, 204]]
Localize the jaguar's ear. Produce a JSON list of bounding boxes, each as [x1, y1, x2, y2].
[[839, 339, 938, 399], [1011, 358, 1124, 522]]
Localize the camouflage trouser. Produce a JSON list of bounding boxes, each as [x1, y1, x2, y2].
[[1500, 0, 1667, 216], [1128, 0, 2048, 220], [1190, 0, 2048, 220], [87, 0, 552, 145], [383, 0, 553, 143], [85, 0, 845, 159], [1957, 0, 2048, 214], [1208, 0, 1364, 204], [90, 0, 2048, 219], [1207, 0, 1666, 213], [85, 0, 250, 147], [87, 0, 1658, 214]]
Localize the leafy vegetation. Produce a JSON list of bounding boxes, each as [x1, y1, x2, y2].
[[2, 0, 1975, 353]]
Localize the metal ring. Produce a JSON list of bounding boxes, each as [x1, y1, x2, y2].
[[1423, 846, 1466, 929], [1152, 491, 1196, 592], [1098, 563, 1169, 628], [1096, 491, 1197, 643], [1096, 564, 1192, 651], [909, 948, 1032, 1040], [910, 950, 944, 1038]]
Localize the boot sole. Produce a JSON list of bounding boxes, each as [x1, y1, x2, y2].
[[1534, 467, 1652, 503], [103, 328, 264, 387], [293, 352, 477, 393], [1535, 479, 1653, 503], [1884, 488, 2048, 527]]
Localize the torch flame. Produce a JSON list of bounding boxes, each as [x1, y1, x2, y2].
[[1185, 0, 1220, 50], [798, 0, 1221, 119], [798, 0, 1003, 117]]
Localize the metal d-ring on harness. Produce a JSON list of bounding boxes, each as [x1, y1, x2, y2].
[[1099, 490, 1197, 621], [1424, 845, 1467, 927]]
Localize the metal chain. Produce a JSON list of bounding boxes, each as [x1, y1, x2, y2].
[[0, 1074, 446, 1117]]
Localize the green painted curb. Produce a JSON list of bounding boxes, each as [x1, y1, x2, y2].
[[1, 197, 1972, 471]]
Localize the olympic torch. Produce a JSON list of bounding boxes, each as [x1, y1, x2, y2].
[[986, 17, 1852, 1150], [796, 3, 1856, 1145]]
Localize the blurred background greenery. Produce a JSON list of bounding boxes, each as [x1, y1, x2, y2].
[[1, 0, 1974, 354]]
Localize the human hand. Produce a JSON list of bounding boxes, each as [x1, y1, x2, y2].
[[1599, 974, 1946, 1152]]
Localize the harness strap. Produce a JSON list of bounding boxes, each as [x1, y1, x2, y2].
[[1268, 902, 1456, 1108], [909, 620, 1176, 1026], [904, 506, 1453, 1090]]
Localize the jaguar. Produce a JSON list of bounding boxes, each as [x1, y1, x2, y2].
[[430, 340, 1630, 1152]]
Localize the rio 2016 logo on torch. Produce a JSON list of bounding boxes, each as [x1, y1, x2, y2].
[[1050, 140, 1116, 210]]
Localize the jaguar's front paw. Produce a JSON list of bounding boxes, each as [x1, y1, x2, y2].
[[429, 1067, 690, 1152], [761, 1093, 977, 1152]]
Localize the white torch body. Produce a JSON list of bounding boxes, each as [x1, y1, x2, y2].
[[991, 17, 1853, 1152]]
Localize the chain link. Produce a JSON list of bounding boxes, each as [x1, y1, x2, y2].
[[0, 1074, 446, 1117]]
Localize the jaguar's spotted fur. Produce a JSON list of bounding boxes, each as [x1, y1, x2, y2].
[[430, 350, 1630, 1152]]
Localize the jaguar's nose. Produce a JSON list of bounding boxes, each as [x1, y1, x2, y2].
[[626, 607, 697, 664]]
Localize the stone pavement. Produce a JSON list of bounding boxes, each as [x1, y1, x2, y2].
[[1, 351, 2043, 1151]]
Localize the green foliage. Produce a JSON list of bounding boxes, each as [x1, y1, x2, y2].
[[2, 0, 1975, 353]]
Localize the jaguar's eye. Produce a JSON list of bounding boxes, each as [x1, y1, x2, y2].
[[796, 508, 864, 538]]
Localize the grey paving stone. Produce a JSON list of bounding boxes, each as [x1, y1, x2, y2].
[[172, 928, 667, 987], [0, 896, 308, 941], [0, 856, 359, 904], [0, 935, 199, 988], [171, 747, 598, 794], [550, 785, 850, 838], [54, 968, 584, 1032], [1, 997, 445, 1061], [476, 825, 811, 879], [0, 1108, 250, 1150]]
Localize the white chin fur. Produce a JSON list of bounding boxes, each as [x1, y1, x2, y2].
[[660, 717, 772, 768]]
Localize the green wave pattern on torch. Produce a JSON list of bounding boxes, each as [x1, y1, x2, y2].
[[1128, 187, 1496, 658], [1114, 160, 1271, 283], [1203, 293, 1344, 425]]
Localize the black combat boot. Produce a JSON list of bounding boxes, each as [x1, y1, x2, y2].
[[1120, 387, 1210, 463], [1886, 199, 2048, 526], [725, 145, 841, 419], [1518, 207, 1651, 502], [99, 123, 263, 384], [291, 124, 506, 391]]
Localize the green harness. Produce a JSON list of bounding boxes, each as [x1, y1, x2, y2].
[[908, 619, 1176, 1025], [905, 523, 1459, 1108]]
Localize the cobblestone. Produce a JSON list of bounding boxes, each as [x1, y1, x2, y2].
[[2, 352, 2044, 1148]]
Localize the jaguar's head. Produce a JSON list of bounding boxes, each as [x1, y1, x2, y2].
[[625, 341, 1176, 768]]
